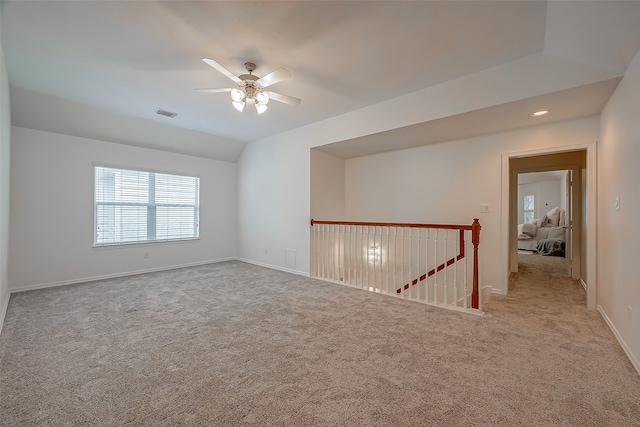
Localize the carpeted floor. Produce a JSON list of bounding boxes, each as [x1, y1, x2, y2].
[[0, 256, 639, 426]]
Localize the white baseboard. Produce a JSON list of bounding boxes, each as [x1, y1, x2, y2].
[[491, 287, 507, 296], [235, 258, 309, 277], [9, 258, 235, 294], [0, 290, 10, 337], [580, 278, 587, 291], [597, 305, 640, 376]]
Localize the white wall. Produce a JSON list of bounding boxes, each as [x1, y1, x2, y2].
[[237, 133, 311, 274], [9, 127, 237, 291], [310, 150, 345, 221], [237, 52, 612, 279], [598, 49, 640, 371], [0, 24, 11, 328], [342, 117, 598, 294], [560, 171, 568, 214], [238, 116, 597, 291], [517, 179, 562, 224]]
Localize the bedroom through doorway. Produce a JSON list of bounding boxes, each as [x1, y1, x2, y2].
[[509, 150, 586, 285], [517, 170, 571, 276]]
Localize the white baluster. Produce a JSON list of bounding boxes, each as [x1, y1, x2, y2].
[[338, 225, 341, 282], [329, 224, 336, 281], [453, 230, 458, 307], [393, 227, 397, 295], [320, 224, 324, 279], [371, 226, 376, 292], [373, 227, 382, 292], [425, 228, 430, 303], [434, 228, 438, 304], [358, 225, 362, 288], [416, 228, 422, 300], [312, 223, 316, 278], [386, 227, 390, 294], [347, 225, 352, 286], [328, 224, 333, 281], [464, 231, 469, 309], [444, 230, 448, 305], [341, 225, 345, 282], [318, 224, 322, 279]]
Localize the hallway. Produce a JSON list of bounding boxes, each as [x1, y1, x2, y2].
[[482, 253, 640, 424], [489, 253, 594, 332]]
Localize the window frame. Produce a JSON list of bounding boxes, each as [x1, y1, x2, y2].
[[523, 193, 535, 224], [93, 164, 200, 247]]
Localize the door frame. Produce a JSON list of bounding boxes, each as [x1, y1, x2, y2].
[[513, 164, 581, 278], [500, 142, 596, 309]]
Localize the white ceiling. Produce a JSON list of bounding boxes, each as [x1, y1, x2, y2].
[[518, 170, 567, 185], [2, 1, 640, 162]]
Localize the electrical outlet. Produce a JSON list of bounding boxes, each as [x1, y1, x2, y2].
[[144, 252, 148, 259], [480, 204, 490, 213], [615, 196, 620, 211]]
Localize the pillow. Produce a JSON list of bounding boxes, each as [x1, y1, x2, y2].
[[537, 216, 549, 227], [518, 233, 532, 240], [546, 207, 560, 226]]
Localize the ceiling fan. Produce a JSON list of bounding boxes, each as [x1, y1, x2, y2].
[[199, 58, 301, 114]]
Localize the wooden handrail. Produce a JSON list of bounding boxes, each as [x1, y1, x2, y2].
[[310, 219, 474, 231]]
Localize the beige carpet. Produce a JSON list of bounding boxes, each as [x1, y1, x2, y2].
[[0, 257, 639, 426]]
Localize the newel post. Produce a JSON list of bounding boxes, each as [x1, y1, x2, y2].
[[471, 218, 481, 309]]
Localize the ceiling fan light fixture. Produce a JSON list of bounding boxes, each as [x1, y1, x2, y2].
[[232, 100, 245, 112], [256, 104, 268, 114], [230, 88, 245, 102], [256, 91, 269, 105]]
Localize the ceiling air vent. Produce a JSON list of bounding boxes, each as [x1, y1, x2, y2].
[[155, 109, 178, 118]]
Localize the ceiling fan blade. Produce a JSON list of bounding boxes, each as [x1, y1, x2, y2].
[[267, 91, 302, 106], [256, 68, 291, 88], [196, 87, 233, 93], [202, 58, 242, 84]]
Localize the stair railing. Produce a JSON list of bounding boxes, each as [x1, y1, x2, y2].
[[310, 219, 481, 311]]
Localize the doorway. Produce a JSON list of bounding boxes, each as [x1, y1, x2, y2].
[[501, 145, 596, 309], [516, 170, 572, 276], [507, 150, 588, 297]]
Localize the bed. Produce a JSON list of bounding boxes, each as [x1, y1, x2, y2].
[[518, 207, 566, 256]]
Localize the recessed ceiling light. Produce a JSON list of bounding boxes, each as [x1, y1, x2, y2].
[[532, 110, 549, 117]]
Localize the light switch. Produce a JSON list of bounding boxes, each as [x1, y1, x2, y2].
[[480, 204, 490, 213], [615, 196, 620, 211]]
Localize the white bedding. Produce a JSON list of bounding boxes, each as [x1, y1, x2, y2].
[[518, 225, 566, 251], [517, 208, 566, 252]]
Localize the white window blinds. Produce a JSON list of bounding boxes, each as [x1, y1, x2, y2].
[[94, 166, 199, 246]]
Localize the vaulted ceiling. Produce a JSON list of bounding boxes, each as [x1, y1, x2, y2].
[[2, 1, 640, 161]]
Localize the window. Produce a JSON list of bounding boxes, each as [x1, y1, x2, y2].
[[523, 194, 535, 224], [94, 166, 199, 246]]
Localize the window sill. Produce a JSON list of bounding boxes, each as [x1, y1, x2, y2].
[[93, 238, 201, 250]]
